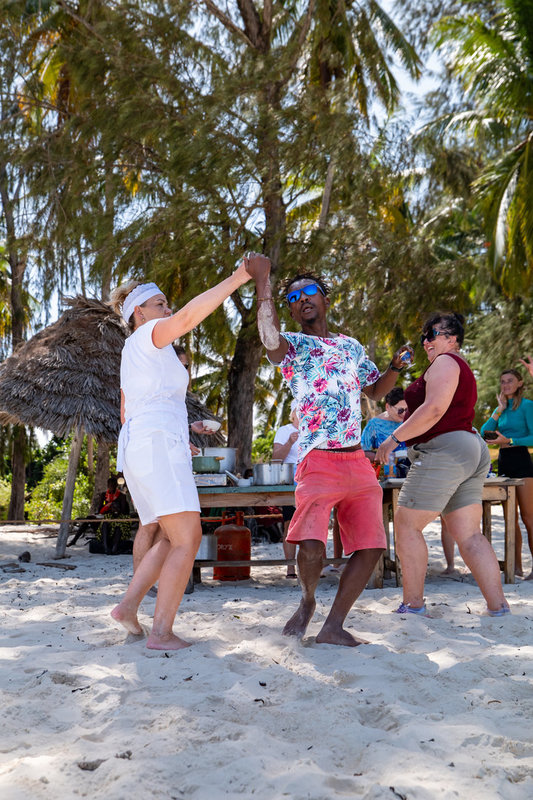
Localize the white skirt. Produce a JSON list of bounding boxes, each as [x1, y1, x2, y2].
[[123, 428, 200, 525]]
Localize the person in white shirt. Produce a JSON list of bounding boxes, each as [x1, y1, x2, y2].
[[272, 400, 299, 578], [110, 261, 252, 650]]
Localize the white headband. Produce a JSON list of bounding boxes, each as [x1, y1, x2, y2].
[[122, 283, 163, 322]]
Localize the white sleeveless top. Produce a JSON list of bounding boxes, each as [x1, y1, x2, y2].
[[117, 319, 189, 468]]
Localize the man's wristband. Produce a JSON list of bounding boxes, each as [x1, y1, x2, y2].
[[508, 438, 514, 446], [391, 433, 402, 445], [389, 362, 403, 373]]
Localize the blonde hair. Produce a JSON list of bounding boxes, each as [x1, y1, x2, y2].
[[110, 280, 142, 331]]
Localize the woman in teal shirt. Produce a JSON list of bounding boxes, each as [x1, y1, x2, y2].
[[481, 368, 533, 578]]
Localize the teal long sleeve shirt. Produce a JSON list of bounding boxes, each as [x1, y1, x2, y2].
[[480, 398, 533, 447]]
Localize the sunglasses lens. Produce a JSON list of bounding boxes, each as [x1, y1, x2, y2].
[[302, 284, 319, 298], [287, 290, 300, 303]]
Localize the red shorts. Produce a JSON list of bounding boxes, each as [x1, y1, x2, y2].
[[286, 449, 386, 555]]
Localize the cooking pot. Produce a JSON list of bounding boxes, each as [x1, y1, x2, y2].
[[203, 447, 236, 472], [253, 461, 296, 485], [192, 455, 222, 474]]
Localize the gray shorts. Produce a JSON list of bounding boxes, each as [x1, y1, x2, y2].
[[398, 430, 490, 515]]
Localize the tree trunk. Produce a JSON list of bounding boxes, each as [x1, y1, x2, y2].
[[90, 440, 110, 513], [55, 427, 84, 558], [0, 161, 28, 520], [8, 425, 26, 520], [227, 323, 265, 473]]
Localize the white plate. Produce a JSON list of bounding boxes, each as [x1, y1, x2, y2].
[[202, 419, 221, 432]]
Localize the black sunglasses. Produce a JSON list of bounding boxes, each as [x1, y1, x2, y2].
[[420, 327, 451, 346]]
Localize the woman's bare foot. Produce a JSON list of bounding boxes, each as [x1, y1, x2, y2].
[[146, 632, 192, 650], [441, 565, 455, 575], [283, 598, 316, 637], [316, 623, 368, 647], [111, 604, 143, 635]]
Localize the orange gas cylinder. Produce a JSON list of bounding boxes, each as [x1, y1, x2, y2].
[[213, 511, 251, 581]]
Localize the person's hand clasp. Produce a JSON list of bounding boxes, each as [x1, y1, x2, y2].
[[391, 344, 414, 370], [244, 252, 271, 283], [376, 436, 396, 465]]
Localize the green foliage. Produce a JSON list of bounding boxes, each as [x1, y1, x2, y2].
[[25, 445, 91, 521], [0, 478, 12, 520], [433, 0, 533, 296], [251, 430, 275, 464]]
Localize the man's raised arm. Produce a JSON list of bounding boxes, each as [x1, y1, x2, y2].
[[247, 252, 288, 364]]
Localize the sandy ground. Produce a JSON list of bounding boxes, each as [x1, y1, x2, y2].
[[1, 511, 532, 800]]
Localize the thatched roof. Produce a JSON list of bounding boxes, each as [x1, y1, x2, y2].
[[0, 295, 225, 446]]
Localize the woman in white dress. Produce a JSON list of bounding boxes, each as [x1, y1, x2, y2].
[[110, 260, 251, 649]]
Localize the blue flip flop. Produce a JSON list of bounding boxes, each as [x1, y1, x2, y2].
[[394, 602, 428, 615], [486, 606, 511, 617]]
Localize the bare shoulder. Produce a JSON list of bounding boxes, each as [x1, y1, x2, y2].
[[426, 353, 462, 379]]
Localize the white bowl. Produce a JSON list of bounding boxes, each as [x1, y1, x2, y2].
[[202, 419, 221, 432]]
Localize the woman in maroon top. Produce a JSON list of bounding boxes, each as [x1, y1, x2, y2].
[[376, 312, 509, 617]]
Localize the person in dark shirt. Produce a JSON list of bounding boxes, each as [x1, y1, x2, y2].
[[377, 312, 509, 618]]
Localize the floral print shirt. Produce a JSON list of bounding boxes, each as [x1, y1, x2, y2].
[[277, 332, 380, 461]]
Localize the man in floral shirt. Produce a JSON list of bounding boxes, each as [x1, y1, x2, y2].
[[247, 253, 410, 647]]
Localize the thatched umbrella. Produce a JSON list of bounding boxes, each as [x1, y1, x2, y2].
[[0, 296, 224, 555]]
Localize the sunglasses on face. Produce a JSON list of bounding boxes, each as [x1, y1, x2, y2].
[[420, 327, 450, 345], [286, 283, 326, 305], [395, 407, 407, 415]]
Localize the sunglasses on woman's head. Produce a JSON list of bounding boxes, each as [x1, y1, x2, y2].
[[286, 283, 326, 305], [420, 327, 450, 345]]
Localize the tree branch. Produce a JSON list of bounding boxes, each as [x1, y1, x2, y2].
[[197, 0, 255, 48], [236, 0, 262, 46], [276, 0, 316, 90]]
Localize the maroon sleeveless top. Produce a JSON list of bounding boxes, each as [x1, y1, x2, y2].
[[404, 353, 477, 445]]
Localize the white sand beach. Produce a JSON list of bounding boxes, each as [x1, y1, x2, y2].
[[1, 512, 532, 800]]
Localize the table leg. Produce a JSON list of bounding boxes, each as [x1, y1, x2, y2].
[[388, 488, 402, 586], [482, 501, 492, 544], [369, 501, 390, 589], [502, 487, 516, 584]]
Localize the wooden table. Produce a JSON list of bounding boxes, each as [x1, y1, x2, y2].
[[379, 477, 521, 587], [194, 478, 520, 587]]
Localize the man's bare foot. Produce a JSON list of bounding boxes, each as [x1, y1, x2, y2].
[[111, 604, 143, 635], [146, 632, 192, 650], [316, 623, 368, 647], [515, 567, 524, 577], [283, 598, 316, 637]]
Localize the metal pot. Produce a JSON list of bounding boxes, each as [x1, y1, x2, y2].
[[203, 447, 236, 472], [192, 455, 222, 474], [196, 534, 217, 560], [253, 461, 296, 485], [279, 462, 296, 484]]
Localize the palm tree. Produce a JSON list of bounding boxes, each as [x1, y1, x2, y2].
[[433, 0, 533, 295]]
